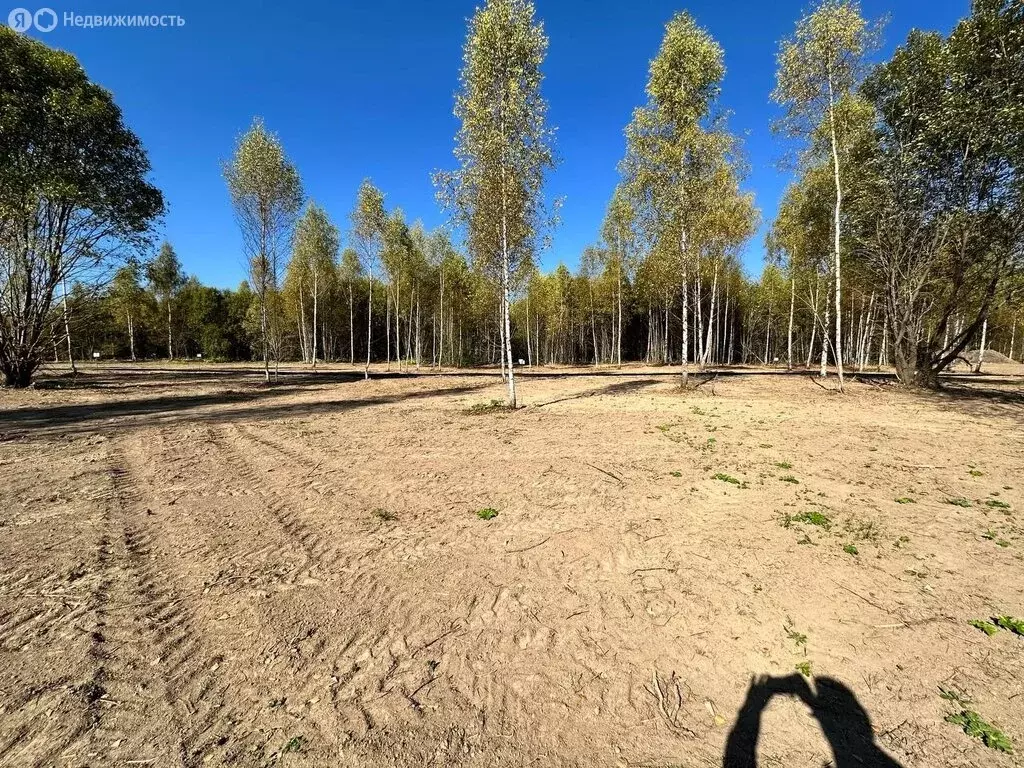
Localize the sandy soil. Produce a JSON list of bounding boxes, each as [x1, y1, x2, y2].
[[1, 362, 1022, 767]]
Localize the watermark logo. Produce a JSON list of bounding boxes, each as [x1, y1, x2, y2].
[[6, 8, 184, 31]]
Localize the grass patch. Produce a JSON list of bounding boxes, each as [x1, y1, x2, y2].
[[986, 499, 1011, 509], [713, 472, 744, 487], [843, 543, 859, 556], [969, 469, 985, 477], [283, 735, 307, 754], [669, 470, 682, 478], [476, 507, 499, 521], [775, 461, 793, 470], [795, 661, 812, 678], [894, 497, 916, 504], [465, 399, 507, 415], [372, 508, 397, 522], [785, 510, 832, 531], [779, 475, 799, 484], [945, 497, 973, 508]]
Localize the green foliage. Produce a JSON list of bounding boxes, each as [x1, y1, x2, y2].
[[775, 461, 793, 469], [945, 710, 1013, 753], [477, 507, 499, 520], [713, 473, 743, 486], [843, 543, 859, 556], [969, 619, 1000, 636], [788, 510, 832, 530], [894, 497, 916, 504], [0, 28, 164, 386], [372, 508, 397, 522], [986, 499, 1010, 509], [669, 470, 682, 477], [795, 661, 813, 677], [282, 735, 307, 754], [994, 616, 1024, 636], [945, 497, 972, 508], [779, 475, 800, 484]]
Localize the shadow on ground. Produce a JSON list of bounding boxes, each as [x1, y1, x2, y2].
[[723, 674, 904, 768]]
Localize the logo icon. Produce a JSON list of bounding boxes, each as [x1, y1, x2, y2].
[[33, 7, 56, 31], [7, 7, 33, 31]]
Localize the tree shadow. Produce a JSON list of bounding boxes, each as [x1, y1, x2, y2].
[[723, 674, 904, 768], [0, 381, 491, 439]]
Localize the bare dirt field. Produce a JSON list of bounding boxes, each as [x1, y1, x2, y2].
[[1, 362, 1023, 767]]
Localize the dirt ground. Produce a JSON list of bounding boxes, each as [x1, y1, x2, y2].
[[1, 362, 1022, 767]]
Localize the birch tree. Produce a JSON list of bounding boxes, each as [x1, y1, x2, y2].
[[147, 242, 183, 359], [773, 0, 879, 391], [351, 180, 386, 380], [291, 202, 339, 367], [436, 0, 556, 408], [224, 118, 303, 382]]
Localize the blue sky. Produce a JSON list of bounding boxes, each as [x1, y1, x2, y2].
[[22, 0, 967, 287]]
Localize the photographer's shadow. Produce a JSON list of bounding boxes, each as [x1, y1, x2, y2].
[[723, 674, 904, 768]]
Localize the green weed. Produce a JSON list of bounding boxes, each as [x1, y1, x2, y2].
[[986, 499, 1011, 509], [775, 461, 793, 470], [713, 473, 743, 486], [466, 399, 506, 415], [994, 616, 1024, 636], [969, 469, 985, 477], [843, 543, 859, 556], [945, 710, 1013, 753], [283, 735, 307, 754], [946, 497, 972, 508], [372, 508, 397, 522], [779, 475, 799, 484], [669, 470, 682, 477], [795, 661, 812, 678], [969, 619, 1000, 637], [894, 497, 916, 504], [476, 507, 499, 521], [791, 510, 832, 530]]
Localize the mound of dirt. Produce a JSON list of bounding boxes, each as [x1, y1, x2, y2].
[[964, 348, 1013, 364]]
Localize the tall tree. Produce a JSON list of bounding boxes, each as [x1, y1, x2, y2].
[[437, 0, 556, 407], [224, 117, 303, 382], [773, 0, 879, 391], [147, 242, 183, 359], [351, 180, 386, 380], [111, 263, 145, 361], [291, 202, 339, 367], [338, 247, 362, 365], [850, 0, 1024, 386], [0, 29, 163, 387]]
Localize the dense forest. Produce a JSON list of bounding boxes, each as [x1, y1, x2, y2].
[[2, 0, 1022, 391]]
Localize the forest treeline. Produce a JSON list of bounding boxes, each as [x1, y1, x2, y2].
[[2, 0, 1021, 390]]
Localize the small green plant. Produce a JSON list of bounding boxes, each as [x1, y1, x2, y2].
[[372, 508, 397, 522], [994, 616, 1024, 636], [477, 507, 499, 520], [945, 710, 1013, 753], [791, 510, 832, 530], [669, 470, 682, 477], [713, 473, 742, 486], [785, 626, 807, 648], [691, 406, 706, 416], [779, 475, 799, 484], [946, 497, 972, 508], [894, 497, 916, 504], [986, 499, 1011, 509], [775, 461, 792, 470], [969, 619, 1000, 636], [283, 735, 307, 754], [795, 661, 812, 677], [656, 423, 673, 432], [969, 469, 985, 477], [759, 443, 773, 449], [843, 543, 859, 556]]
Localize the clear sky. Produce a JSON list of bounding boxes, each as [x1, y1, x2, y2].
[[22, 0, 968, 288]]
